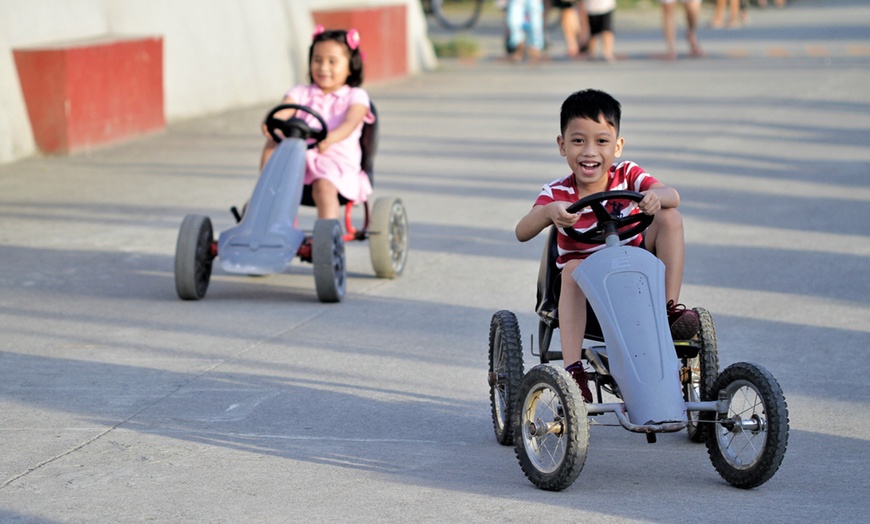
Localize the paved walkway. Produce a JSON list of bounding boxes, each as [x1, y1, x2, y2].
[[430, 0, 870, 60], [1, 1, 869, 522]]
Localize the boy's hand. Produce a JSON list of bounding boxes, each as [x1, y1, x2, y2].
[[639, 190, 662, 215], [547, 201, 581, 228]]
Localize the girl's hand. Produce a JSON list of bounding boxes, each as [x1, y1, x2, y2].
[[262, 106, 296, 140], [638, 190, 662, 215], [261, 122, 277, 140]]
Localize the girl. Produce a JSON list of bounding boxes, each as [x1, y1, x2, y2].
[[259, 26, 375, 219], [505, 0, 545, 62]]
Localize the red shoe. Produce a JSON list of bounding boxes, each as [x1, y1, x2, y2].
[[565, 362, 593, 403], [667, 300, 700, 340]]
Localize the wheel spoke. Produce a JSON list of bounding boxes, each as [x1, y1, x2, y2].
[[718, 382, 769, 468]]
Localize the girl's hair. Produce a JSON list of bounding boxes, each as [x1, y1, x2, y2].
[[560, 89, 622, 135], [308, 28, 364, 88]]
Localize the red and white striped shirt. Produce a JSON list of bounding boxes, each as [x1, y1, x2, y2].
[[533, 161, 659, 267]]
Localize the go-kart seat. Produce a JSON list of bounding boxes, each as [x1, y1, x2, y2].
[[301, 102, 378, 207], [536, 227, 604, 341]]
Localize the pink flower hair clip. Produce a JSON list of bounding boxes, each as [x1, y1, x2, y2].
[[346, 28, 361, 51], [312, 24, 325, 40]]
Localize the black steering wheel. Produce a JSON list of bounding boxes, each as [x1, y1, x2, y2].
[[561, 190, 654, 244], [264, 104, 328, 149]]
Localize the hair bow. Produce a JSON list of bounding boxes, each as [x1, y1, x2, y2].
[[346, 28, 360, 50], [312, 24, 325, 39]]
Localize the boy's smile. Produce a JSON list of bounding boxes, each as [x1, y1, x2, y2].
[[557, 115, 624, 192]]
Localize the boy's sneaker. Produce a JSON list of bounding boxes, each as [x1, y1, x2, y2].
[[565, 362, 593, 403], [667, 300, 700, 340]]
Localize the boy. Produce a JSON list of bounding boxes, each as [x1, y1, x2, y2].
[[584, 0, 617, 62], [515, 89, 699, 402]]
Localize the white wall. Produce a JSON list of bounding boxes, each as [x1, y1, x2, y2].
[[0, 0, 436, 164]]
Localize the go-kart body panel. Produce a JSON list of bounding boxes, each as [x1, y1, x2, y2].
[[573, 244, 687, 427], [218, 139, 307, 275]]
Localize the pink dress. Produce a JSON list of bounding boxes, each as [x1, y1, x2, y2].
[[284, 84, 376, 203]]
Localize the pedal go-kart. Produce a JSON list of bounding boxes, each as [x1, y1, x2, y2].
[[487, 191, 789, 491], [174, 103, 408, 303]]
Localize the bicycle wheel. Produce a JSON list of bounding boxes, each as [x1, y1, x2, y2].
[[488, 310, 524, 445], [313, 219, 346, 303], [685, 307, 719, 442], [174, 214, 214, 300], [369, 196, 408, 278], [514, 364, 588, 491], [706, 362, 789, 489], [431, 0, 485, 31]]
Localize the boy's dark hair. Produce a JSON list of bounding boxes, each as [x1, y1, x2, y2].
[[560, 89, 621, 135], [309, 29, 364, 87]]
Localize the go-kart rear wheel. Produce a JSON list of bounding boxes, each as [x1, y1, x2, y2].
[[488, 310, 524, 446], [514, 365, 589, 491], [369, 196, 408, 278], [313, 219, 346, 303], [685, 307, 719, 442], [174, 214, 214, 300], [706, 362, 789, 489]]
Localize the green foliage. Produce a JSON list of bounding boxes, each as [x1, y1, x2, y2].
[[432, 36, 480, 58]]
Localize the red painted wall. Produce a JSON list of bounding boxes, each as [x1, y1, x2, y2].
[[14, 37, 165, 154], [312, 5, 407, 84]]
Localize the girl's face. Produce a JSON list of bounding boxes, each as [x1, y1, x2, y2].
[[310, 40, 351, 93]]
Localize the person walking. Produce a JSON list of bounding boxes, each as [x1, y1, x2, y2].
[[659, 0, 703, 60]]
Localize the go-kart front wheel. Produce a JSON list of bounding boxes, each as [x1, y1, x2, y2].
[[369, 196, 408, 278], [174, 214, 214, 300], [488, 310, 524, 446], [313, 219, 346, 303], [514, 365, 589, 491], [706, 362, 789, 489], [685, 307, 719, 442]]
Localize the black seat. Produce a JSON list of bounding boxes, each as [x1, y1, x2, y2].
[[359, 102, 378, 187], [301, 101, 378, 207], [535, 227, 604, 341]]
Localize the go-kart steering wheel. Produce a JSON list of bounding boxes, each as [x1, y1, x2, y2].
[[264, 104, 328, 149], [562, 190, 654, 244]]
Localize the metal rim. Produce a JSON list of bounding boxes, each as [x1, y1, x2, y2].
[[686, 354, 702, 425], [715, 379, 768, 470], [520, 382, 567, 474]]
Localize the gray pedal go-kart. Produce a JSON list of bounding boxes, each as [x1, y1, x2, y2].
[[174, 103, 408, 303], [488, 190, 789, 491]]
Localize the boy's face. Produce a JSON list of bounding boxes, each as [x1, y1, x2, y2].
[[557, 115, 624, 191]]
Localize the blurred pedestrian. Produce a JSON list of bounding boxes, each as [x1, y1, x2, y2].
[[659, 0, 702, 60], [584, 0, 616, 62], [711, 0, 749, 28], [552, 0, 589, 58], [506, 0, 546, 62], [756, 0, 787, 7]]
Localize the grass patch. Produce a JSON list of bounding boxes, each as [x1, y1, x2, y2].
[[432, 36, 480, 58]]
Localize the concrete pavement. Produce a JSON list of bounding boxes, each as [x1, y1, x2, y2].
[[1, 0, 869, 522]]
